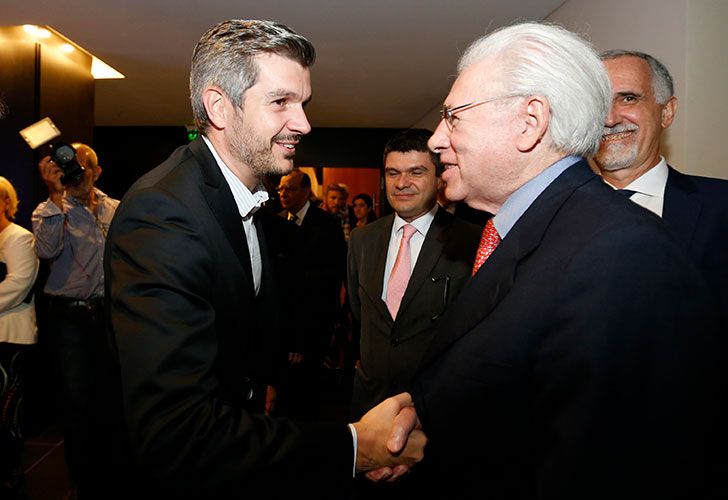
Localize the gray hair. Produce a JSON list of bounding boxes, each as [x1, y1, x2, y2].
[[0, 97, 7, 120], [190, 19, 316, 133], [600, 50, 674, 104], [458, 22, 611, 157]]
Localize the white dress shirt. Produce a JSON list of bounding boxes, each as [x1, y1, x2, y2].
[[289, 200, 312, 226], [605, 157, 668, 217], [381, 204, 438, 301], [202, 137, 268, 295]]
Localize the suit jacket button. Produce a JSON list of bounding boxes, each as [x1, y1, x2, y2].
[[391, 337, 399, 347]]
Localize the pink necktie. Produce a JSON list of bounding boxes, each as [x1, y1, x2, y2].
[[386, 224, 417, 319], [472, 219, 501, 275]]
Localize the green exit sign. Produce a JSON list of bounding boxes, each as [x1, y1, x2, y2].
[[187, 129, 199, 141]]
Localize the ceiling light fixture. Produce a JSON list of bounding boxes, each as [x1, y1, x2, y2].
[[21, 24, 125, 80]]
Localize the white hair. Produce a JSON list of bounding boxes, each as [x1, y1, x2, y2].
[[458, 22, 611, 157]]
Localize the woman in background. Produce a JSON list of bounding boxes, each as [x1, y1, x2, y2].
[[0, 177, 39, 496], [351, 193, 376, 228]]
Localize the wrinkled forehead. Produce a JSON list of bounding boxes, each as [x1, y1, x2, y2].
[[604, 56, 653, 91], [448, 57, 505, 103]]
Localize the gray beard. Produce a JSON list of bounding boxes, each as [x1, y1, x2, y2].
[[595, 126, 639, 172], [596, 142, 639, 172], [229, 112, 296, 178]]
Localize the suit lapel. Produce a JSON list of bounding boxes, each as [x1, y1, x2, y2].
[[419, 160, 598, 368], [662, 166, 700, 251], [398, 207, 450, 315], [360, 215, 395, 323], [191, 138, 255, 288]]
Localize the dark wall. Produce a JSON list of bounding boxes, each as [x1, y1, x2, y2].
[[296, 127, 402, 167], [92, 126, 406, 200], [0, 27, 94, 230], [0, 37, 37, 231], [92, 126, 189, 200]]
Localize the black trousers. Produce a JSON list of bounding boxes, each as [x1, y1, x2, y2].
[[0, 342, 30, 480], [47, 297, 116, 497]]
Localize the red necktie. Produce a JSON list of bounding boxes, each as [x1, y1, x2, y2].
[[472, 219, 501, 275], [386, 224, 417, 319]]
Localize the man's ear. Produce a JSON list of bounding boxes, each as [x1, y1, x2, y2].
[[202, 87, 229, 130], [94, 166, 102, 182], [515, 95, 549, 153], [661, 96, 677, 129]]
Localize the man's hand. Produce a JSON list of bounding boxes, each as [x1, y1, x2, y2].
[[352, 392, 426, 478], [38, 155, 65, 208]]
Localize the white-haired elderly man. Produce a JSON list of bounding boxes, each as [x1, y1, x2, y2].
[[390, 22, 721, 498]]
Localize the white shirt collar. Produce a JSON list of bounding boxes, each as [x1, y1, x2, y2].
[[293, 200, 312, 224], [392, 203, 438, 236], [202, 136, 269, 219], [621, 157, 669, 198]]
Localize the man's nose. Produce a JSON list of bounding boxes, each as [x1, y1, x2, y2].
[[429, 120, 451, 153], [605, 105, 620, 128], [289, 106, 311, 136]]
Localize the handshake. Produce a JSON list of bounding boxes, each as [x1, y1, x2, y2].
[[352, 392, 427, 482]]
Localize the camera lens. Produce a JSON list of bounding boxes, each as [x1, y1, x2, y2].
[[54, 144, 76, 163], [50, 142, 85, 186]]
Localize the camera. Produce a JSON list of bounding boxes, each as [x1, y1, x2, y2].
[[50, 142, 85, 186]]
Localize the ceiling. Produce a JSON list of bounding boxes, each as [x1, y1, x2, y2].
[[4, 0, 565, 129]]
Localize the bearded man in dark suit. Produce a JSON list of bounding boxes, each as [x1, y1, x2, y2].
[[594, 49, 728, 330], [105, 19, 424, 498]]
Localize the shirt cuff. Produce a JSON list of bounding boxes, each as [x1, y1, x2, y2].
[[347, 423, 357, 478]]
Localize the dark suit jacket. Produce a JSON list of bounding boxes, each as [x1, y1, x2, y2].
[[348, 207, 480, 419], [279, 203, 346, 356], [104, 138, 351, 497], [662, 166, 728, 328], [411, 160, 722, 498]]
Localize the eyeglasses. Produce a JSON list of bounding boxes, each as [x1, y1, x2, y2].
[[439, 95, 521, 130]]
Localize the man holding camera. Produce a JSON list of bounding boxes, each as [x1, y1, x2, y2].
[[32, 143, 118, 499]]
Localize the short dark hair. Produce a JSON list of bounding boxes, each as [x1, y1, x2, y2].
[[352, 193, 373, 209], [383, 128, 439, 171]]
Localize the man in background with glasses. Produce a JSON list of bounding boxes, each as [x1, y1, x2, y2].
[[276, 169, 346, 421], [394, 22, 722, 498]]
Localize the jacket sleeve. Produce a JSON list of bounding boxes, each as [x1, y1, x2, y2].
[[105, 187, 353, 496]]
